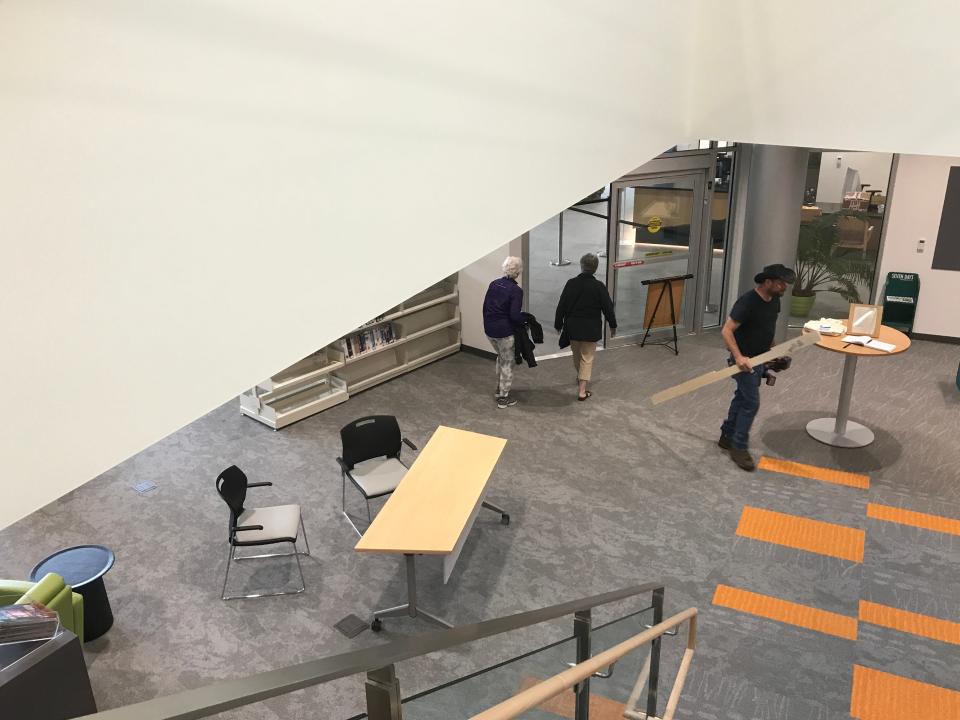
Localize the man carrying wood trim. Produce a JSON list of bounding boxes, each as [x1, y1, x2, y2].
[[719, 263, 796, 471]]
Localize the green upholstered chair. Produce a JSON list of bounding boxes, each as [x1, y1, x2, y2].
[[0, 572, 84, 642]]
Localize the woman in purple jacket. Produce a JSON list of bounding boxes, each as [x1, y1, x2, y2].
[[482, 256, 524, 408]]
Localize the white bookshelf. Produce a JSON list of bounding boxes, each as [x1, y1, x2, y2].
[[240, 275, 460, 429], [240, 375, 348, 430]]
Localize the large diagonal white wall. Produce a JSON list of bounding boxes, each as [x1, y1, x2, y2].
[[0, 1, 695, 528], [3, 1, 960, 529]]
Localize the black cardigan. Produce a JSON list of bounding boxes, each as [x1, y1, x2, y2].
[[554, 273, 617, 342]]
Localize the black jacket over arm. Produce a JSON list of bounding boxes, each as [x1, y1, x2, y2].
[[513, 312, 542, 368], [554, 273, 617, 342]]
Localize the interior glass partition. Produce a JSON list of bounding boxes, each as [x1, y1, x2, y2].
[[789, 150, 893, 325], [608, 175, 701, 338], [703, 151, 735, 328], [522, 146, 737, 354]]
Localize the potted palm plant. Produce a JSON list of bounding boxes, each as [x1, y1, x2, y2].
[[791, 212, 874, 317]]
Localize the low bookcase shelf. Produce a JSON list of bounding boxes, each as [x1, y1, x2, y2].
[[240, 275, 460, 429], [241, 375, 347, 430]]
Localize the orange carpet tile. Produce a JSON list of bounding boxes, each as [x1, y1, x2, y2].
[[867, 503, 960, 537], [757, 457, 870, 490], [736, 506, 865, 562], [517, 676, 626, 719], [713, 584, 857, 640], [859, 600, 960, 645], [850, 665, 960, 719]]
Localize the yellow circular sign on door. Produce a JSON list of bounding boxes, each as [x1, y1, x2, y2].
[[647, 216, 663, 233]]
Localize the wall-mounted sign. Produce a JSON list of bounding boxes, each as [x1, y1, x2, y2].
[[647, 216, 663, 233], [932, 166, 960, 271], [613, 259, 646, 269]]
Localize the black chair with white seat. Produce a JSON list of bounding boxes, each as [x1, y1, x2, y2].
[[336, 415, 418, 537], [215, 465, 310, 600]]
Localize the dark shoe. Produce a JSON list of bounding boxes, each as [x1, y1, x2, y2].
[[496, 395, 518, 409], [718, 435, 733, 451], [578, 390, 592, 401], [729, 447, 756, 472]]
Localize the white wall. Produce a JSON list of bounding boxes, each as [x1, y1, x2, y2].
[[0, 1, 693, 528], [877, 155, 960, 337], [817, 152, 893, 205], [693, 3, 960, 157], [459, 238, 524, 352]]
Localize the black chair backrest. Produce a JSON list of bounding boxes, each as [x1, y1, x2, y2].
[[216, 465, 248, 521], [340, 415, 402, 470]]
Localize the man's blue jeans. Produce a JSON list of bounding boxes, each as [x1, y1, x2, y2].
[[721, 365, 764, 450]]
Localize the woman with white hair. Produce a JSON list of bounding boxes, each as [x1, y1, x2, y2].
[[482, 256, 524, 408], [554, 253, 617, 400]]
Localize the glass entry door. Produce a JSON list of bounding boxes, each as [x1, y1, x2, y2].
[[606, 172, 709, 346]]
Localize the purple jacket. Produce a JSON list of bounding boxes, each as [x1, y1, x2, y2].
[[482, 277, 524, 338]]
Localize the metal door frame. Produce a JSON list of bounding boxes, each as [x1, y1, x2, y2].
[[605, 161, 715, 349]]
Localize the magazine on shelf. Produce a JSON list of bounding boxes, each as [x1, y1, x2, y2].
[[841, 335, 896, 353], [348, 325, 396, 357], [0, 603, 60, 644]]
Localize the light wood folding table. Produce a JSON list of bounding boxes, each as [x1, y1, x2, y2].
[[354, 425, 509, 630]]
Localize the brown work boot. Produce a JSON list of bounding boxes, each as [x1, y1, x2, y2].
[[729, 447, 756, 472], [718, 435, 733, 451]]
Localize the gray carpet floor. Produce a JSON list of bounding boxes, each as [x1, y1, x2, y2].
[[2, 332, 959, 719]]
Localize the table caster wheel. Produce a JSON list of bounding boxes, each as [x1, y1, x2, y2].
[[501, 514, 510, 526], [371, 618, 383, 632]]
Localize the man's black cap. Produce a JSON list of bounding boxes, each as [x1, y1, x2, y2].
[[754, 263, 796, 284]]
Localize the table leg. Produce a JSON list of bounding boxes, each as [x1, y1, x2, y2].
[[806, 354, 875, 448], [481, 500, 510, 525], [371, 554, 452, 632], [77, 577, 114, 641]]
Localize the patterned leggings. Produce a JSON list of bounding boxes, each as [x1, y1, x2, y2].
[[488, 335, 515, 396]]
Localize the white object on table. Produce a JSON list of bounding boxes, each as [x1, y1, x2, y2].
[[841, 335, 896, 353]]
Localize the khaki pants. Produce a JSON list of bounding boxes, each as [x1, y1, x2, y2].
[[571, 340, 596, 381]]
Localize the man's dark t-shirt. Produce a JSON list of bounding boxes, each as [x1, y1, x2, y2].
[[729, 290, 780, 357]]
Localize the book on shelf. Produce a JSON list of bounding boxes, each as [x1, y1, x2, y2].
[[361, 314, 387, 328], [0, 603, 60, 644], [841, 335, 896, 353], [348, 325, 396, 357]]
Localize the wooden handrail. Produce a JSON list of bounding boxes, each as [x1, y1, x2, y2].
[[469, 607, 697, 720]]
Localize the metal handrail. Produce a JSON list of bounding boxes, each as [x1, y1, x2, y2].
[[468, 607, 697, 720], [81, 582, 665, 720]]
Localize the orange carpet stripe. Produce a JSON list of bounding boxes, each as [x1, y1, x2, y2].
[[518, 676, 625, 719], [850, 665, 960, 719], [713, 584, 857, 640], [867, 503, 960, 537], [758, 456, 870, 489], [859, 600, 960, 645], [736, 506, 865, 562]]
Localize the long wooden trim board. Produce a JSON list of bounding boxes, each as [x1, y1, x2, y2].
[[650, 330, 821, 405]]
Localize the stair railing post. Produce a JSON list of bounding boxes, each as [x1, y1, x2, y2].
[[366, 664, 403, 720], [646, 587, 664, 719], [573, 608, 592, 720]]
